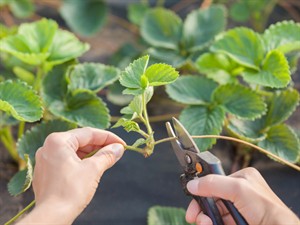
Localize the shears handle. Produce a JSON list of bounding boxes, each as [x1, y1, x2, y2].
[[201, 154, 248, 225]]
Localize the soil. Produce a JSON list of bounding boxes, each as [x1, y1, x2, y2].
[[1, 2, 300, 224]]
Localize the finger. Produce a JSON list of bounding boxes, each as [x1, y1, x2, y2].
[[195, 212, 212, 225], [187, 174, 250, 205], [84, 143, 125, 173], [186, 199, 201, 223], [43, 127, 126, 153]]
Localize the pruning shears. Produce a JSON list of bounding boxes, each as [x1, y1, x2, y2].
[[166, 117, 248, 225]]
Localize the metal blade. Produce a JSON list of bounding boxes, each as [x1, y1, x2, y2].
[[172, 117, 200, 153], [165, 121, 187, 168]]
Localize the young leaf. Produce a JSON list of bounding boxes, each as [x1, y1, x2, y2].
[[0, 80, 43, 122], [60, 0, 108, 36], [67, 63, 120, 92], [148, 206, 193, 225], [263, 21, 300, 53], [227, 117, 266, 142], [196, 53, 240, 84], [242, 50, 290, 88], [213, 84, 266, 119], [179, 105, 225, 150], [128, 3, 149, 26], [120, 55, 149, 91], [263, 89, 299, 127], [211, 27, 265, 70], [107, 82, 133, 106], [145, 63, 179, 86], [7, 154, 33, 196], [183, 5, 226, 52], [17, 120, 77, 165], [141, 8, 183, 50], [166, 75, 218, 105], [258, 124, 300, 163]]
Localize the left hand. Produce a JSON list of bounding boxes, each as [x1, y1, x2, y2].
[[17, 127, 126, 225]]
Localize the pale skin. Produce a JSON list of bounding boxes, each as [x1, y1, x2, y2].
[[16, 128, 299, 225]]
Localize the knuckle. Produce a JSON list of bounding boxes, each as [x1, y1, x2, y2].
[[241, 167, 261, 180], [44, 132, 64, 147]]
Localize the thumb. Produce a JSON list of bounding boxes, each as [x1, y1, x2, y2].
[[85, 143, 125, 173]]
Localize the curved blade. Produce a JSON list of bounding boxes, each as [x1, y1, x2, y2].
[[172, 117, 200, 153]]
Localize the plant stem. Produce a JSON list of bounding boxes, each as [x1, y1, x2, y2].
[[125, 145, 145, 154], [0, 127, 18, 162], [142, 93, 153, 135], [153, 137, 177, 145], [33, 65, 44, 91], [18, 121, 25, 139], [4, 200, 35, 225]]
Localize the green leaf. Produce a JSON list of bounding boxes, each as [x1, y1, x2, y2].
[[42, 63, 110, 129], [60, 0, 108, 36], [145, 63, 179, 86], [0, 80, 43, 122], [213, 84, 266, 119], [227, 117, 266, 142], [132, 138, 146, 147], [147, 47, 187, 68], [0, 35, 50, 65], [120, 55, 149, 91], [263, 89, 299, 127], [67, 63, 120, 92], [128, 3, 149, 26], [242, 50, 290, 88], [183, 5, 226, 52], [263, 21, 300, 53], [141, 8, 182, 50], [13, 66, 35, 85], [17, 120, 76, 165], [258, 124, 300, 163], [107, 82, 133, 106], [211, 27, 265, 70], [148, 206, 193, 225], [196, 53, 241, 84], [0, 19, 89, 67], [9, 0, 34, 18], [166, 75, 218, 105], [229, 1, 250, 22], [47, 29, 90, 68], [112, 118, 140, 132], [18, 18, 57, 53], [180, 105, 225, 150], [7, 154, 33, 196]]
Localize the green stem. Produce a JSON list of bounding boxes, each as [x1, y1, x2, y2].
[[153, 137, 177, 145], [142, 92, 153, 135], [33, 65, 44, 91], [0, 127, 18, 161], [18, 121, 25, 139], [4, 200, 35, 225]]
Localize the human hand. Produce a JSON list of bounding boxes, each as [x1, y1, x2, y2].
[[186, 167, 299, 225], [17, 127, 125, 225]]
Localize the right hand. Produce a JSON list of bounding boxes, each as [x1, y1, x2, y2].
[[185, 167, 299, 225]]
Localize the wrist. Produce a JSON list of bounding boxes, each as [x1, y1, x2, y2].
[[16, 200, 79, 225]]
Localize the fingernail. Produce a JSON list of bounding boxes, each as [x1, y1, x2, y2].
[[187, 179, 199, 194], [111, 144, 124, 161]]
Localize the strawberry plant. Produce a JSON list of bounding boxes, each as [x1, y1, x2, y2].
[[0, 2, 300, 224]]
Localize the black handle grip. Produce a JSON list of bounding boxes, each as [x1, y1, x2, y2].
[[206, 155, 248, 225], [193, 195, 224, 225]]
